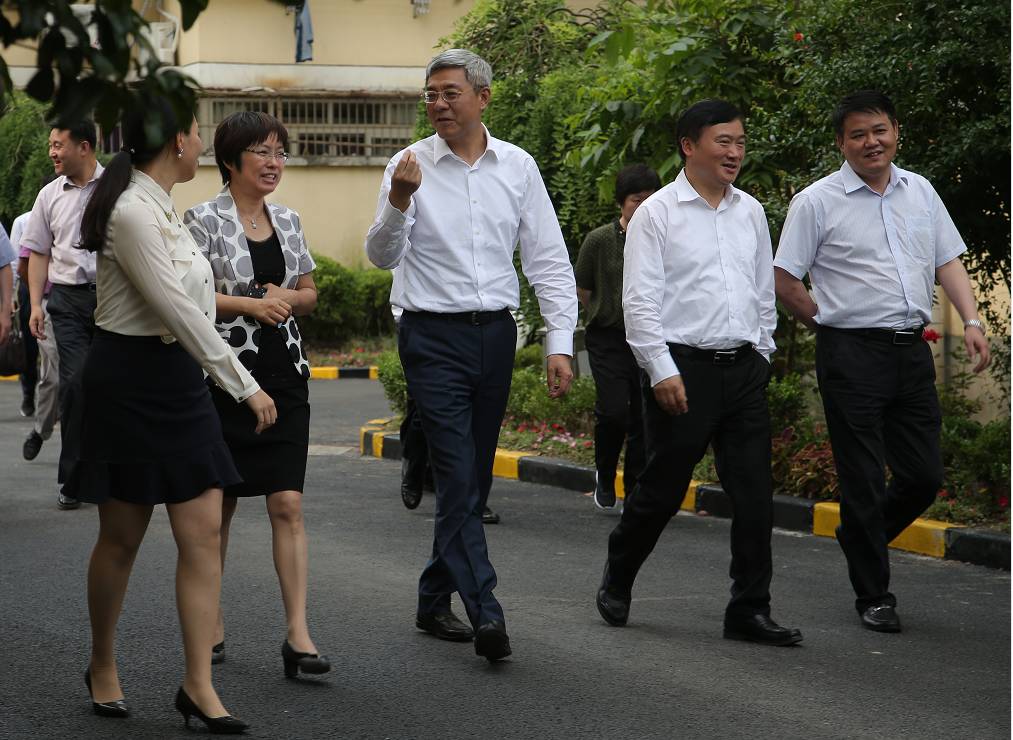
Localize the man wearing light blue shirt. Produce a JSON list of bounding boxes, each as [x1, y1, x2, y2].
[[366, 49, 578, 662], [774, 91, 990, 633]]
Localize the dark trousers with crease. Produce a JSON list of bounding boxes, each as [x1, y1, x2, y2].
[[18, 282, 40, 402], [606, 345, 774, 619], [816, 327, 942, 613], [584, 325, 646, 493], [398, 311, 515, 628], [46, 284, 96, 486]]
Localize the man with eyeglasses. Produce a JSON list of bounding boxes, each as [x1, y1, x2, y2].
[[23, 120, 104, 511], [366, 48, 577, 662]]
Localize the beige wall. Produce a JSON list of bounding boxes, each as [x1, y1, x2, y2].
[[171, 0, 475, 68], [173, 163, 385, 267]]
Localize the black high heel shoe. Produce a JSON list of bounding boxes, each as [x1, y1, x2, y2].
[[84, 669, 129, 718], [281, 640, 331, 678], [174, 687, 248, 735], [211, 640, 226, 665]]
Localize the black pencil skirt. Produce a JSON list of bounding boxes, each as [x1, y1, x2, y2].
[[64, 329, 242, 506], [209, 380, 310, 498]]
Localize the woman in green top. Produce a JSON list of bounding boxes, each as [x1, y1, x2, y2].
[[575, 164, 660, 509]]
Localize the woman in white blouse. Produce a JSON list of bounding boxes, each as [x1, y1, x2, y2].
[[70, 100, 275, 735]]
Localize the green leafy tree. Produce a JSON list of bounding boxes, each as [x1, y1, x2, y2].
[[0, 1, 299, 130]]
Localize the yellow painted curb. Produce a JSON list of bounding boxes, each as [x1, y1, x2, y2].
[[493, 449, 528, 479], [813, 502, 840, 538], [683, 481, 698, 512], [812, 501, 953, 558], [359, 419, 388, 455], [616, 472, 696, 510], [0, 374, 17, 382], [371, 431, 387, 459], [311, 366, 338, 379], [369, 366, 379, 380], [890, 518, 953, 558]]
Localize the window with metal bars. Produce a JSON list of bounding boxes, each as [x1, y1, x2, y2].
[[194, 95, 418, 164]]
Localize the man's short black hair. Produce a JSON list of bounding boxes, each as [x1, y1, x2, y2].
[[675, 99, 742, 161], [213, 111, 290, 185], [54, 119, 97, 150], [615, 164, 661, 204], [832, 90, 897, 137]]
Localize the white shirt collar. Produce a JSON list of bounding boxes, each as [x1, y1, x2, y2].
[[131, 168, 174, 214], [61, 161, 105, 190], [673, 168, 742, 208], [433, 124, 501, 164], [840, 160, 907, 195]]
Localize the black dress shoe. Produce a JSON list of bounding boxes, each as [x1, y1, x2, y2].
[[174, 687, 248, 734], [593, 473, 617, 509], [57, 492, 80, 510], [723, 614, 803, 646], [85, 669, 129, 718], [474, 621, 511, 662], [861, 605, 902, 633], [596, 562, 630, 627], [482, 506, 500, 525], [23, 431, 43, 461], [281, 640, 332, 678], [211, 640, 225, 665], [416, 610, 475, 642], [401, 459, 424, 510]]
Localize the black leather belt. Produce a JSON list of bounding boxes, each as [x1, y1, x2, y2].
[[405, 309, 511, 326], [822, 326, 924, 346], [56, 282, 97, 291], [670, 343, 753, 365]]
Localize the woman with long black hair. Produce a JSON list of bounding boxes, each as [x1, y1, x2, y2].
[[69, 97, 276, 734]]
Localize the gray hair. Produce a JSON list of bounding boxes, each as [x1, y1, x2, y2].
[[425, 49, 493, 90]]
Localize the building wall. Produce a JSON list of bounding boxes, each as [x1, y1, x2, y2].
[[172, 163, 385, 268]]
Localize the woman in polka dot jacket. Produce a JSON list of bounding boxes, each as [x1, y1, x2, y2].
[[184, 111, 331, 680]]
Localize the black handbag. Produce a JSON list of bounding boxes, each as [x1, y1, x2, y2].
[[0, 312, 25, 376]]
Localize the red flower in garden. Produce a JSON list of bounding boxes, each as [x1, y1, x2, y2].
[[999, 494, 1009, 510], [793, 32, 804, 42], [922, 328, 941, 343]]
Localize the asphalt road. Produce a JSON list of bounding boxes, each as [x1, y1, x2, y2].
[[0, 379, 1009, 739]]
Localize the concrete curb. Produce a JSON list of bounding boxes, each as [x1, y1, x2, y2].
[[360, 420, 1009, 571], [2, 366, 379, 382]]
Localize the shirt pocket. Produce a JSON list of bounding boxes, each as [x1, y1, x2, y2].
[[167, 231, 195, 281], [900, 215, 934, 265]]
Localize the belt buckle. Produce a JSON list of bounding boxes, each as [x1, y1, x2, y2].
[[713, 349, 737, 365], [893, 330, 915, 345], [469, 311, 481, 326]]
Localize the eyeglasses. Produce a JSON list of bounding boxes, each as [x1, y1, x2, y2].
[[421, 89, 465, 104], [244, 148, 289, 162]]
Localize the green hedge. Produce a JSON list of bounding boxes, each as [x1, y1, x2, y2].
[[299, 255, 394, 344]]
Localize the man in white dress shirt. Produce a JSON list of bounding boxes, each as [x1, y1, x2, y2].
[[23, 120, 103, 510], [774, 91, 990, 633], [596, 99, 802, 646], [366, 49, 577, 662]]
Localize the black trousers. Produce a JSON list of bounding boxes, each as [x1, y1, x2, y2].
[[816, 327, 942, 613], [18, 281, 39, 402], [398, 311, 515, 628], [606, 345, 774, 619], [47, 284, 96, 486], [584, 325, 645, 493]]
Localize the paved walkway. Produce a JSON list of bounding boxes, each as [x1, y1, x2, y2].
[[0, 380, 1009, 739]]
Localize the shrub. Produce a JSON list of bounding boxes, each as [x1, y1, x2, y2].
[[0, 93, 50, 226], [376, 349, 407, 417], [299, 255, 394, 344], [514, 343, 544, 370]]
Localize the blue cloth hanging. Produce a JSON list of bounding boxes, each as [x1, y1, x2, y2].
[[295, 1, 313, 63]]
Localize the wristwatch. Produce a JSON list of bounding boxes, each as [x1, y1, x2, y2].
[[963, 318, 985, 334]]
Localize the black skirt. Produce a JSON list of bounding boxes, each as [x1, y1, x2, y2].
[[209, 381, 310, 498], [64, 329, 242, 506]]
